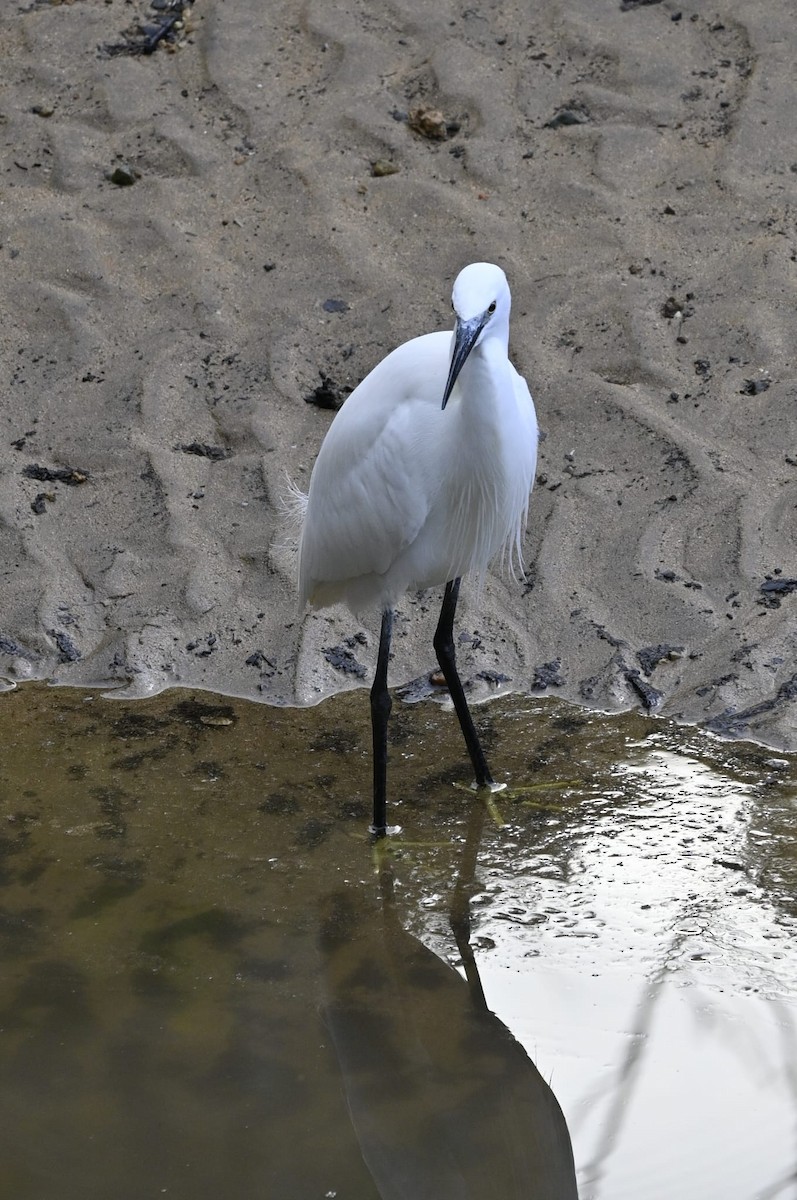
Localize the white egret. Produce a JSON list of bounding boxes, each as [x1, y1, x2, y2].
[[298, 262, 538, 835]]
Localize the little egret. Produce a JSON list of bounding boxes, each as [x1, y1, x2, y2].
[[298, 262, 538, 835]]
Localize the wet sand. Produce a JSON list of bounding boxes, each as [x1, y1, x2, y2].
[[0, 0, 795, 749]]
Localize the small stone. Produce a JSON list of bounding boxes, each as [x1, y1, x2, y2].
[[740, 377, 770, 395], [176, 442, 230, 460], [31, 492, 53, 514], [106, 164, 140, 186], [304, 375, 349, 410], [408, 106, 449, 140], [544, 106, 588, 129]]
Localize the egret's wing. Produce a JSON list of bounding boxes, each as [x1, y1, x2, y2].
[[299, 333, 448, 603], [301, 406, 437, 588]]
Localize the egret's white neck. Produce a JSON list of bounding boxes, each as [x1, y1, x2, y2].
[[456, 329, 513, 427]]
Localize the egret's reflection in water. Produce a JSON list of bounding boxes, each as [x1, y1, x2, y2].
[[320, 805, 578, 1198]]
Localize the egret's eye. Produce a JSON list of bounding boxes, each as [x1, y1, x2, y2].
[[488, 301, 497, 314]]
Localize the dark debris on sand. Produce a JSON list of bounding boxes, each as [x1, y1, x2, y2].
[[102, 0, 195, 58]]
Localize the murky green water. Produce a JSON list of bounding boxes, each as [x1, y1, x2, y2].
[[0, 685, 795, 1199]]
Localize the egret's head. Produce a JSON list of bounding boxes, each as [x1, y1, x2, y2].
[[442, 262, 511, 409]]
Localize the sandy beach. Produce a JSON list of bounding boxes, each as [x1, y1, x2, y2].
[[0, 0, 795, 750]]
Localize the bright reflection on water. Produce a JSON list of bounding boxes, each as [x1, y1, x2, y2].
[[0, 685, 794, 1199], [463, 727, 797, 1199]]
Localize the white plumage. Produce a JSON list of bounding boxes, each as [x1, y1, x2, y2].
[[298, 262, 538, 834]]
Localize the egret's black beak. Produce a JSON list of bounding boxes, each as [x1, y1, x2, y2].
[[441, 315, 485, 410]]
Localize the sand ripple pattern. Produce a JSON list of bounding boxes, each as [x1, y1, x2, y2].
[[0, 0, 794, 749]]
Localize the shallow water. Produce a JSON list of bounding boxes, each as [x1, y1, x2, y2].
[[0, 685, 795, 1199]]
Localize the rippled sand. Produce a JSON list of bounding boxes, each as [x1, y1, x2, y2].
[[0, 0, 794, 748]]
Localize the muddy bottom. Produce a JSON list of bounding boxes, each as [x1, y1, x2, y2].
[[0, 685, 795, 1200]]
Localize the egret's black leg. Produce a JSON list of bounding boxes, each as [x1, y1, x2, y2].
[[433, 578, 495, 787], [370, 608, 394, 836]]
